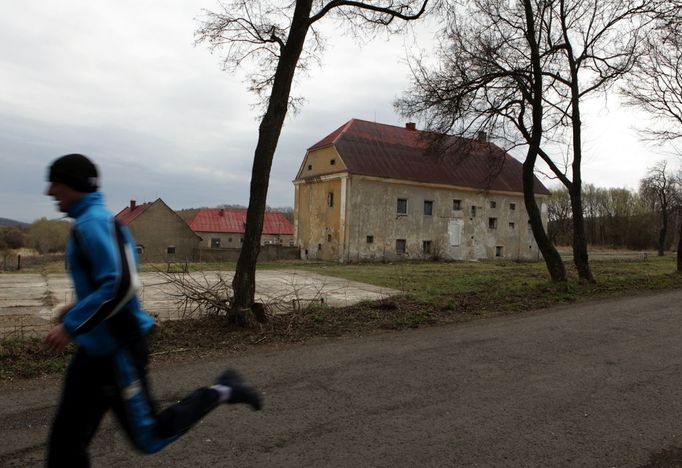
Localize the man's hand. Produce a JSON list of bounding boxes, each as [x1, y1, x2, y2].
[[53, 303, 73, 324], [44, 324, 71, 352]]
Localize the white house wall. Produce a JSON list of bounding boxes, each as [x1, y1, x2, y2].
[[342, 176, 545, 262]]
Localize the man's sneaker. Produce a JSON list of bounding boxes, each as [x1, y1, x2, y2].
[[215, 368, 262, 411], [215, 368, 243, 388]]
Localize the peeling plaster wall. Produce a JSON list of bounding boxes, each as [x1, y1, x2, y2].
[[295, 177, 343, 261], [342, 176, 545, 262]]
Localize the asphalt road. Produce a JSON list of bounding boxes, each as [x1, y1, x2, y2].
[[2, 290, 682, 467]]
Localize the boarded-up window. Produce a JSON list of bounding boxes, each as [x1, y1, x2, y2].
[[396, 239, 406, 254], [448, 220, 463, 246], [422, 240, 432, 254]]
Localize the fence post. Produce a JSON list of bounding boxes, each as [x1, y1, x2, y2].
[[17, 254, 21, 271]]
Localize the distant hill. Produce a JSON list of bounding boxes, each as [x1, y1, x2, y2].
[[0, 218, 29, 229]]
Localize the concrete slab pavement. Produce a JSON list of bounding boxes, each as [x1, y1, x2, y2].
[[0, 270, 397, 337]]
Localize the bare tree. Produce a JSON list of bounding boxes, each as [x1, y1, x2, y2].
[[397, 0, 568, 281], [398, 0, 653, 283], [196, 0, 429, 324], [622, 1, 682, 143], [639, 161, 679, 256]]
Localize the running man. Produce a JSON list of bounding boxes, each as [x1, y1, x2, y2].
[[44, 154, 262, 467]]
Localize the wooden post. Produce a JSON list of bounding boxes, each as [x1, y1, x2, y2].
[[17, 254, 21, 271]]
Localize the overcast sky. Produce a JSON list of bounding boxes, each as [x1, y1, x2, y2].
[[1, 1, 677, 223]]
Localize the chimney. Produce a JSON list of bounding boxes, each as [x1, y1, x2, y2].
[[130, 200, 136, 210], [477, 130, 488, 142], [219, 208, 225, 216], [405, 122, 416, 131]]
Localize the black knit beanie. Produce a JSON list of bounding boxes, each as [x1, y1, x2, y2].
[[48, 154, 99, 193]]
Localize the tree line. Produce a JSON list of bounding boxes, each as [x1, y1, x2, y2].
[[0, 218, 71, 254], [549, 161, 681, 253]]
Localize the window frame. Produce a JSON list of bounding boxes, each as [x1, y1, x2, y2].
[[397, 198, 408, 215], [423, 200, 433, 216]]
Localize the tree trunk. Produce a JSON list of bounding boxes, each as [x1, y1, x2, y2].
[[569, 185, 594, 282], [677, 210, 682, 272], [658, 209, 668, 256], [557, 0, 594, 283], [230, 0, 313, 321], [524, 154, 567, 282], [522, 0, 566, 283]]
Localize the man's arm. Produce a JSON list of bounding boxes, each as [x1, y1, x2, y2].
[[63, 220, 139, 338]]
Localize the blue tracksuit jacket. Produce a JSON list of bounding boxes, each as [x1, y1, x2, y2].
[[64, 192, 155, 355]]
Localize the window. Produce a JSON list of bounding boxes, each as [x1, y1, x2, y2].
[[397, 198, 408, 215], [327, 234, 332, 242], [422, 240, 432, 254], [240, 237, 244, 244], [228, 238, 232, 243], [366, 235, 374, 244], [211, 238, 221, 248], [424, 200, 433, 216], [330, 159, 336, 166], [167, 246, 176, 255], [307, 164, 312, 171], [136, 245, 144, 255], [453, 199, 462, 210], [488, 217, 498, 229], [327, 192, 334, 207], [470, 206, 477, 217], [509, 222, 515, 229], [496, 246, 504, 257], [490, 201, 497, 208], [449, 220, 463, 246], [510, 202, 516, 210], [396, 239, 406, 254]]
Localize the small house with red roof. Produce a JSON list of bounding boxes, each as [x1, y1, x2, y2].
[[115, 198, 200, 262], [293, 119, 550, 262], [189, 208, 295, 249]]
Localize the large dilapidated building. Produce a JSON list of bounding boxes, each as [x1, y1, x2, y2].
[[293, 119, 549, 262]]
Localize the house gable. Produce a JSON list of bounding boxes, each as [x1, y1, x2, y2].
[[295, 146, 347, 180]]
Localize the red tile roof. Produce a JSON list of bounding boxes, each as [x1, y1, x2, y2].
[[190, 209, 294, 235], [306, 119, 549, 195], [115, 201, 154, 225]]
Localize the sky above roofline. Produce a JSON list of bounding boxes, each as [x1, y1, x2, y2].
[[1, 1, 677, 223]]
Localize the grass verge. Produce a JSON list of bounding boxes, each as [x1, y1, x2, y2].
[[2, 255, 681, 382]]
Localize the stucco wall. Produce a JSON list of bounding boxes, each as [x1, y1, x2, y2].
[[341, 176, 545, 262], [196, 232, 295, 249], [295, 176, 343, 261], [127, 202, 199, 262]]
